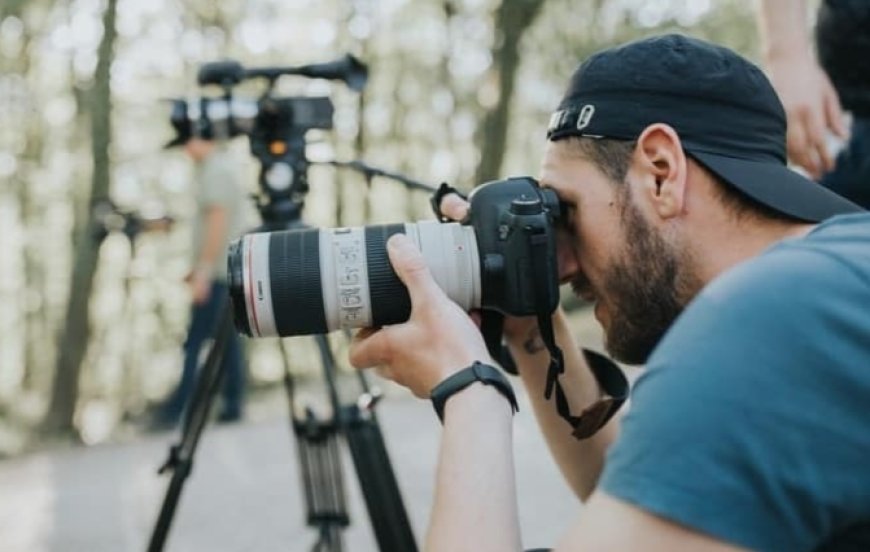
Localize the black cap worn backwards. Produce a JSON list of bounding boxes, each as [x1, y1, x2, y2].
[[547, 33, 864, 222]]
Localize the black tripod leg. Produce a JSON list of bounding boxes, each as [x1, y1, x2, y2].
[[147, 302, 234, 552], [311, 336, 418, 552], [282, 337, 347, 552], [342, 404, 418, 552], [282, 333, 417, 552], [313, 335, 342, 412]]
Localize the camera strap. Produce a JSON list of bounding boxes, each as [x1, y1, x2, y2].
[[529, 229, 627, 440], [535, 305, 628, 440], [527, 230, 565, 401], [430, 182, 468, 222]]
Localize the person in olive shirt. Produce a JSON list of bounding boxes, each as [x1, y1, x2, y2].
[[154, 134, 247, 428]]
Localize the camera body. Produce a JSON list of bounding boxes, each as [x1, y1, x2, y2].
[[469, 177, 562, 317]]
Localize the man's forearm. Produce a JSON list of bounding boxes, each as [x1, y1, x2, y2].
[[425, 383, 522, 552], [757, 0, 810, 61], [506, 308, 619, 501], [196, 206, 228, 271]]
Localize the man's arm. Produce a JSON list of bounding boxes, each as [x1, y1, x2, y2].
[[196, 205, 228, 270], [426, 384, 522, 552], [440, 193, 619, 500], [424, 380, 745, 552], [553, 492, 748, 552], [349, 236, 755, 552], [189, 205, 228, 304], [350, 235, 523, 552], [757, 0, 847, 179], [504, 313, 619, 501]]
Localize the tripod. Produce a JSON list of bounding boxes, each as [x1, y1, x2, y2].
[[147, 162, 433, 552]]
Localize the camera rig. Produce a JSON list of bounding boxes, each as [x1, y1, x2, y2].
[[169, 54, 369, 229], [152, 55, 430, 552]]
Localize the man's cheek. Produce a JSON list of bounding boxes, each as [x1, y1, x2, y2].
[[555, 233, 579, 282]]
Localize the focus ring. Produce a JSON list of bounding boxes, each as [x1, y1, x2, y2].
[[366, 225, 411, 327], [270, 229, 328, 335], [227, 238, 252, 336]]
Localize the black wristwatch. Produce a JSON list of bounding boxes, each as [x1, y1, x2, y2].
[[430, 361, 519, 422]]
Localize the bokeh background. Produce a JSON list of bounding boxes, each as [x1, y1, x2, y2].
[[0, 0, 774, 549], [0, 0, 763, 452]]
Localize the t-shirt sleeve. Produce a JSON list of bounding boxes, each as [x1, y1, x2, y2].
[[599, 247, 870, 552], [200, 159, 239, 208]]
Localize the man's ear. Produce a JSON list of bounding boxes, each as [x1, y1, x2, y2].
[[633, 123, 688, 220]]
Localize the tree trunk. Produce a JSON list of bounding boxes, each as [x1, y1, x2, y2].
[[474, 0, 545, 185], [42, 0, 118, 436]]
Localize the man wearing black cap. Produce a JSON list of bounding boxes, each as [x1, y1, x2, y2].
[[349, 34, 870, 551]]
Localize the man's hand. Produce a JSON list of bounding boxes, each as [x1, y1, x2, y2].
[[185, 268, 212, 305], [349, 234, 493, 398], [768, 54, 848, 179], [758, 0, 848, 180]]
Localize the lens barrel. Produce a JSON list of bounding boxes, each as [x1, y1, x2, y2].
[[228, 221, 480, 337], [227, 238, 250, 335]]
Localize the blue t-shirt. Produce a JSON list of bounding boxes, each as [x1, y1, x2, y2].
[[600, 213, 870, 552]]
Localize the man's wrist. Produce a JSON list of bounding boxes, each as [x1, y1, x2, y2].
[[430, 361, 518, 422], [442, 382, 515, 422], [766, 50, 814, 69]]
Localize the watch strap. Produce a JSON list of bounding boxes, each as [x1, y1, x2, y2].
[[430, 361, 519, 422]]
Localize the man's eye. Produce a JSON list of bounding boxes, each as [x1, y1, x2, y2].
[[555, 203, 575, 231]]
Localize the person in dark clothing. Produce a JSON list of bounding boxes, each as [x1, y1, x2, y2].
[[759, 0, 870, 208]]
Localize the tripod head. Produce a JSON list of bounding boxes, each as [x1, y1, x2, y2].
[[169, 54, 438, 230]]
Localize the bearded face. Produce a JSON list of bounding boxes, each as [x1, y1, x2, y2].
[[570, 190, 701, 365]]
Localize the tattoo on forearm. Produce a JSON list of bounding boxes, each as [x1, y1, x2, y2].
[[523, 327, 545, 354]]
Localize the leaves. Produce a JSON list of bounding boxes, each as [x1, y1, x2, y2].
[[0, 0, 761, 447]]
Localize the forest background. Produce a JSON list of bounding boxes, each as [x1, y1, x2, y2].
[[0, 0, 768, 455]]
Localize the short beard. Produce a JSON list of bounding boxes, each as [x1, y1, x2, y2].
[[597, 194, 701, 365]]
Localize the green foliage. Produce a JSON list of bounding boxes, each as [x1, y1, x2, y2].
[[0, 0, 765, 450]]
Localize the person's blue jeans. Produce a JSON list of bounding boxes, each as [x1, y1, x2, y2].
[[820, 117, 870, 209], [159, 281, 244, 424]]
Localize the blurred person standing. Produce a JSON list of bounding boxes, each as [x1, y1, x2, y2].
[[758, 0, 870, 208], [154, 115, 247, 429]]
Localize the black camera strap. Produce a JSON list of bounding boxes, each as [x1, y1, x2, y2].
[[430, 182, 469, 222], [527, 230, 564, 401], [529, 229, 627, 440]]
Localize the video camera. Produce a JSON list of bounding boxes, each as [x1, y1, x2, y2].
[[166, 54, 368, 228]]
